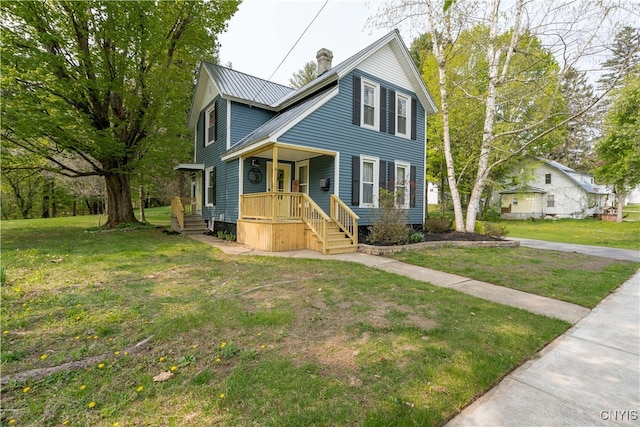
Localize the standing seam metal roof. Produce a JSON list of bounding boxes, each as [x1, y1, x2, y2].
[[203, 61, 294, 107]]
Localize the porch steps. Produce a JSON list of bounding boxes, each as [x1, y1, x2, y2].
[[323, 222, 358, 255], [179, 214, 209, 235]]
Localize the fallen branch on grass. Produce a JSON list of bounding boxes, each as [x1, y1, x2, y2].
[[0, 336, 153, 385]]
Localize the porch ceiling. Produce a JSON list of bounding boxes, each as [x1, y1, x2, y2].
[[174, 163, 204, 171], [242, 142, 336, 162]]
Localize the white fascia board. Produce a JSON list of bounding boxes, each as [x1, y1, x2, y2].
[[220, 138, 271, 161], [271, 87, 339, 140], [226, 99, 231, 150]]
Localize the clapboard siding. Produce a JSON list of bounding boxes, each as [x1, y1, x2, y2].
[[230, 102, 275, 147], [358, 44, 413, 90], [278, 69, 425, 225]]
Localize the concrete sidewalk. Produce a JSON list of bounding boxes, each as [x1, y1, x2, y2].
[[509, 237, 639, 262], [447, 269, 640, 426], [189, 234, 589, 323]]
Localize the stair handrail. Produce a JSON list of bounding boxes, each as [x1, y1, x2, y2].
[[330, 195, 359, 246], [301, 194, 330, 252], [171, 196, 185, 230]]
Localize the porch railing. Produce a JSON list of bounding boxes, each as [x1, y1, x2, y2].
[[171, 196, 197, 230], [241, 192, 304, 221], [301, 194, 330, 249], [239, 192, 358, 252], [330, 194, 359, 245]]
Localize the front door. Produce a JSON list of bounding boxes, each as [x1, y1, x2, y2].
[[267, 162, 291, 192]]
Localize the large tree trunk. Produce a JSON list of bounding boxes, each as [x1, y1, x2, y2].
[[616, 190, 624, 223], [104, 171, 138, 229]]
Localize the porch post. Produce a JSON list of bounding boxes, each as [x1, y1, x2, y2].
[[272, 146, 278, 220]]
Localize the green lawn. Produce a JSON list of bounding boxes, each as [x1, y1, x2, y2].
[[390, 247, 639, 308], [427, 204, 640, 250], [1, 209, 571, 426]]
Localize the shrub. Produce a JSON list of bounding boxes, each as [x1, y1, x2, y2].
[[367, 189, 410, 245], [423, 218, 453, 233], [483, 222, 509, 238], [408, 232, 425, 243], [481, 208, 501, 221]]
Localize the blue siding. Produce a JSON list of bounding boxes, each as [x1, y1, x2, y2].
[[230, 102, 275, 147], [278, 69, 426, 225], [308, 156, 334, 213]]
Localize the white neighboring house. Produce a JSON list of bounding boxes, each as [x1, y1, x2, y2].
[[626, 185, 640, 205], [427, 182, 439, 205], [498, 159, 611, 219]]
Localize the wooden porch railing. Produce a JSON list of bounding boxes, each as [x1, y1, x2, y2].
[[239, 192, 358, 253], [241, 192, 303, 221], [330, 194, 359, 246], [171, 196, 196, 229], [301, 194, 330, 250]]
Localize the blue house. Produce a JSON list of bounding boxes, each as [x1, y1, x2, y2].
[[172, 30, 437, 254]]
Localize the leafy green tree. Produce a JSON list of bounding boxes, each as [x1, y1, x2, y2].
[[289, 61, 317, 88], [1, 1, 239, 228], [594, 72, 640, 222]]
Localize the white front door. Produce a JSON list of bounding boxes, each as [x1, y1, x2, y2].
[[267, 162, 291, 192]]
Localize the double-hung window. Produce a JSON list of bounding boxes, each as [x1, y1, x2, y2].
[[396, 93, 410, 137], [360, 156, 379, 208], [547, 194, 555, 207], [395, 161, 410, 209], [205, 166, 216, 206], [206, 105, 216, 145], [545, 173, 551, 184], [361, 80, 379, 130]]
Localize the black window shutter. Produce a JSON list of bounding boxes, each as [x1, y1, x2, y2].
[[410, 165, 417, 208], [379, 87, 387, 133], [388, 90, 396, 135], [352, 75, 361, 126], [200, 111, 206, 148], [387, 161, 395, 191], [411, 98, 417, 140], [351, 156, 360, 205], [212, 167, 217, 206], [213, 100, 218, 142], [379, 160, 387, 193]]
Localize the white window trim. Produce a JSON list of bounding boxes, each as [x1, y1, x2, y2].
[[360, 155, 379, 208], [205, 104, 216, 147], [395, 160, 411, 209], [361, 80, 379, 131], [205, 166, 214, 206], [395, 92, 411, 139]]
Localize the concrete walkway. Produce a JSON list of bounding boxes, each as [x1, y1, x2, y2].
[[188, 234, 589, 323], [509, 237, 639, 262], [189, 235, 639, 426]]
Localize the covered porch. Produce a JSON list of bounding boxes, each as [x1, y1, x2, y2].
[[231, 141, 359, 254]]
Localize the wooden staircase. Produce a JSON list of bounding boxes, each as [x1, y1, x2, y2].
[[324, 221, 358, 254], [171, 213, 208, 235]]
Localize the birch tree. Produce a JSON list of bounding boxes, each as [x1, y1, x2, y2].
[[372, 0, 639, 231]]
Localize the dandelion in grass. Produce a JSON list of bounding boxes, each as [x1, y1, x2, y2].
[[98, 363, 105, 369], [220, 342, 226, 349], [113, 423, 120, 427], [3, 330, 8, 335], [257, 332, 262, 337], [191, 344, 198, 349], [170, 365, 177, 372], [114, 351, 120, 356], [40, 354, 48, 360], [159, 357, 165, 362], [75, 336, 80, 340], [136, 386, 144, 392], [215, 358, 221, 363], [123, 351, 128, 355], [8, 419, 16, 424], [261, 345, 266, 349], [23, 387, 30, 393], [88, 401, 96, 408], [62, 421, 69, 425], [219, 393, 225, 399], [93, 335, 98, 339], [80, 384, 87, 390], [76, 316, 81, 321]]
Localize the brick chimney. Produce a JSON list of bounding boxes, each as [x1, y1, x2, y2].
[[316, 48, 333, 77]]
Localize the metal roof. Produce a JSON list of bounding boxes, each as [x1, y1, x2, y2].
[[540, 159, 606, 194], [202, 61, 293, 107]]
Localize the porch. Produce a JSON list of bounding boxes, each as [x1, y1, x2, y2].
[[238, 192, 359, 255]]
